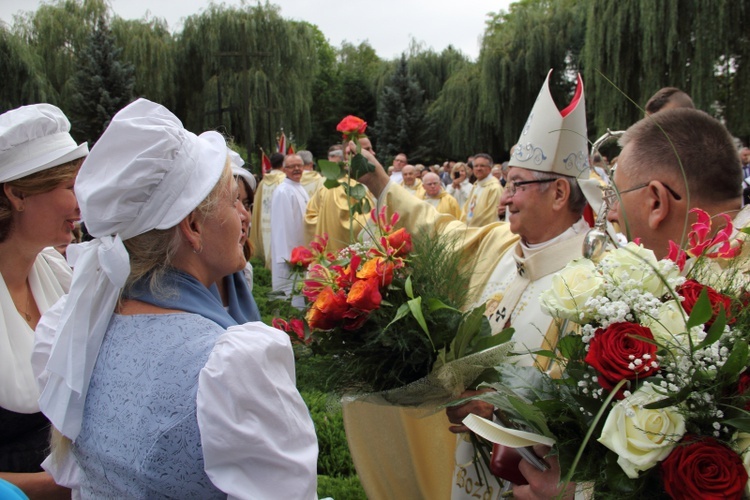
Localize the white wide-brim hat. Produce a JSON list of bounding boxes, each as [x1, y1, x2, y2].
[[0, 103, 88, 182]]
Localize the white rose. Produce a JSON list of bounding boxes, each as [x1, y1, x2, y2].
[[540, 259, 604, 322], [601, 243, 679, 297], [641, 300, 698, 350], [598, 383, 686, 478], [734, 432, 750, 497]]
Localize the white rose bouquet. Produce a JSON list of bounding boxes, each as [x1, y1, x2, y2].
[[467, 209, 750, 498]]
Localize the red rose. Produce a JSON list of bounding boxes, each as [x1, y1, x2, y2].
[[357, 257, 395, 287], [661, 436, 748, 500], [678, 279, 734, 328], [336, 115, 367, 139], [290, 246, 315, 268], [737, 372, 750, 410], [584, 322, 659, 398], [305, 287, 348, 330], [346, 277, 382, 312], [385, 228, 413, 257]]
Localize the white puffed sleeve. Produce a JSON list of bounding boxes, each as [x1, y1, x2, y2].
[[197, 321, 318, 500]]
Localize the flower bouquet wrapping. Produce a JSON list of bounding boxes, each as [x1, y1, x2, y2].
[[466, 209, 750, 498], [277, 207, 515, 408]]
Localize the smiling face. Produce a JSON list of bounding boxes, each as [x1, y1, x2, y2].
[[9, 175, 81, 249], [201, 175, 247, 282], [505, 167, 561, 244], [283, 154, 304, 183]]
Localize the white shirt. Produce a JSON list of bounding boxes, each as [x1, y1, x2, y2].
[[270, 178, 309, 307]]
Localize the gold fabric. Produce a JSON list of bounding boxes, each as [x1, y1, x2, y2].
[[300, 170, 324, 199], [420, 190, 462, 220], [460, 176, 503, 228], [343, 404, 456, 500], [400, 178, 425, 198], [304, 179, 374, 254], [249, 169, 286, 268]]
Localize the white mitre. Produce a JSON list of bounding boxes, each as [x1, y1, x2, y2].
[[509, 69, 589, 180]]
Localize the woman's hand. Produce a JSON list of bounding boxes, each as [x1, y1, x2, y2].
[[512, 445, 576, 500], [445, 388, 495, 433]]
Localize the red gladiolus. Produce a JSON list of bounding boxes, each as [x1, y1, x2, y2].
[[385, 228, 413, 257], [677, 279, 734, 328], [347, 278, 382, 312], [288, 318, 306, 341], [336, 115, 367, 140], [661, 435, 747, 500], [687, 208, 742, 259], [290, 246, 315, 268], [584, 322, 659, 399]]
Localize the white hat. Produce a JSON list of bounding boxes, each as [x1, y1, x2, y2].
[[76, 99, 226, 240], [0, 103, 88, 183], [509, 70, 589, 179], [39, 98, 228, 439], [226, 148, 257, 192]]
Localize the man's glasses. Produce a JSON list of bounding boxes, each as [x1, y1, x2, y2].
[[603, 182, 682, 206], [507, 178, 555, 196]]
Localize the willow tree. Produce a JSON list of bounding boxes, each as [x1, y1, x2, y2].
[[112, 17, 176, 110], [174, 3, 318, 155], [0, 26, 52, 112], [477, 0, 587, 154], [584, 0, 750, 140], [13, 0, 108, 112], [427, 63, 484, 159]]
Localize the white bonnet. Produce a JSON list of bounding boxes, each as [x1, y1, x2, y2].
[[0, 103, 88, 182]]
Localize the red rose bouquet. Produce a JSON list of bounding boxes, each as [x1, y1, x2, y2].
[[465, 209, 750, 498], [276, 207, 514, 405]]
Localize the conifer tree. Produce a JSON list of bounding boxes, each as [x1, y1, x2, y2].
[[70, 14, 134, 145], [372, 55, 433, 162]]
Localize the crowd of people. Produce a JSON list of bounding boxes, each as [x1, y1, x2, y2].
[[1, 70, 749, 500]]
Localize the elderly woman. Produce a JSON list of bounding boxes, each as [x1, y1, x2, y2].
[[0, 104, 87, 497], [36, 99, 317, 498], [446, 161, 471, 209]]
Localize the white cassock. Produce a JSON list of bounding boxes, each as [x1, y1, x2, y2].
[[270, 178, 309, 308]]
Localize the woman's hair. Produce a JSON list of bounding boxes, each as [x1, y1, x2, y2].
[[451, 162, 467, 176], [123, 161, 234, 296], [0, 159, 82, 243], [235, 174, 254, 261]]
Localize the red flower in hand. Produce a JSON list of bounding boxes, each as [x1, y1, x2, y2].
[[661, 435, 747, 500], [336, 115, 367, 141], [290, 246, 315, 268], [677, 279, 734, 328], [584, 322, 659, 398]]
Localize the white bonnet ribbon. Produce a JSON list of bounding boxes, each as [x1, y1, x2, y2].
[[39, 235, 130, 439]]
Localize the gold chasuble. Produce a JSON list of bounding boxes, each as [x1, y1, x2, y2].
[[420, 190, 463, 219], [304, 179, 374, 254], [342, 182, 518, 500], [460, 175, 502, 228], [300, 170, 324, 199], [249, 169, 286, 268]]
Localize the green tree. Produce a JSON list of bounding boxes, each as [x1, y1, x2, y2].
[[69, 15, 134, 145], [372, 55, 433, 162], [112, 17, 176, 110], [174, 3, 318, 155], [0, 25, 52, 112]]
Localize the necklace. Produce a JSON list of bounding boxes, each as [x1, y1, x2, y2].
[[15, 284, 32, 322]]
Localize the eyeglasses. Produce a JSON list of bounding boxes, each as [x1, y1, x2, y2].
[[507, 178, 556, 196], [603, 181, 682, 206]]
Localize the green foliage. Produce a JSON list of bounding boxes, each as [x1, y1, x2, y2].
[[372, 55, 433, 162], [300, 390, 356, 477], [0, 26, 52, 111], [316, 475, 366, 500], [70, 15, 134, 144]]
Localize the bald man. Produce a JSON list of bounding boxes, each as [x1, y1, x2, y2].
[[419, 172, 462, 219], [399, 164, 424, 197]]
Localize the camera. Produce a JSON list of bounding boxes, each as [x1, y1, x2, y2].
[[453, 172, 461, 179]]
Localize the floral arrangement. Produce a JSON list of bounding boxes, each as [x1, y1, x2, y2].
[[277, 207, 513, 403], [471, 209, 750, 498]]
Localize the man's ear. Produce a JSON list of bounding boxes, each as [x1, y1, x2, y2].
[[550, 178, 570, 211], [178, 211, 203, 253], [646, 181, 671, 229]]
